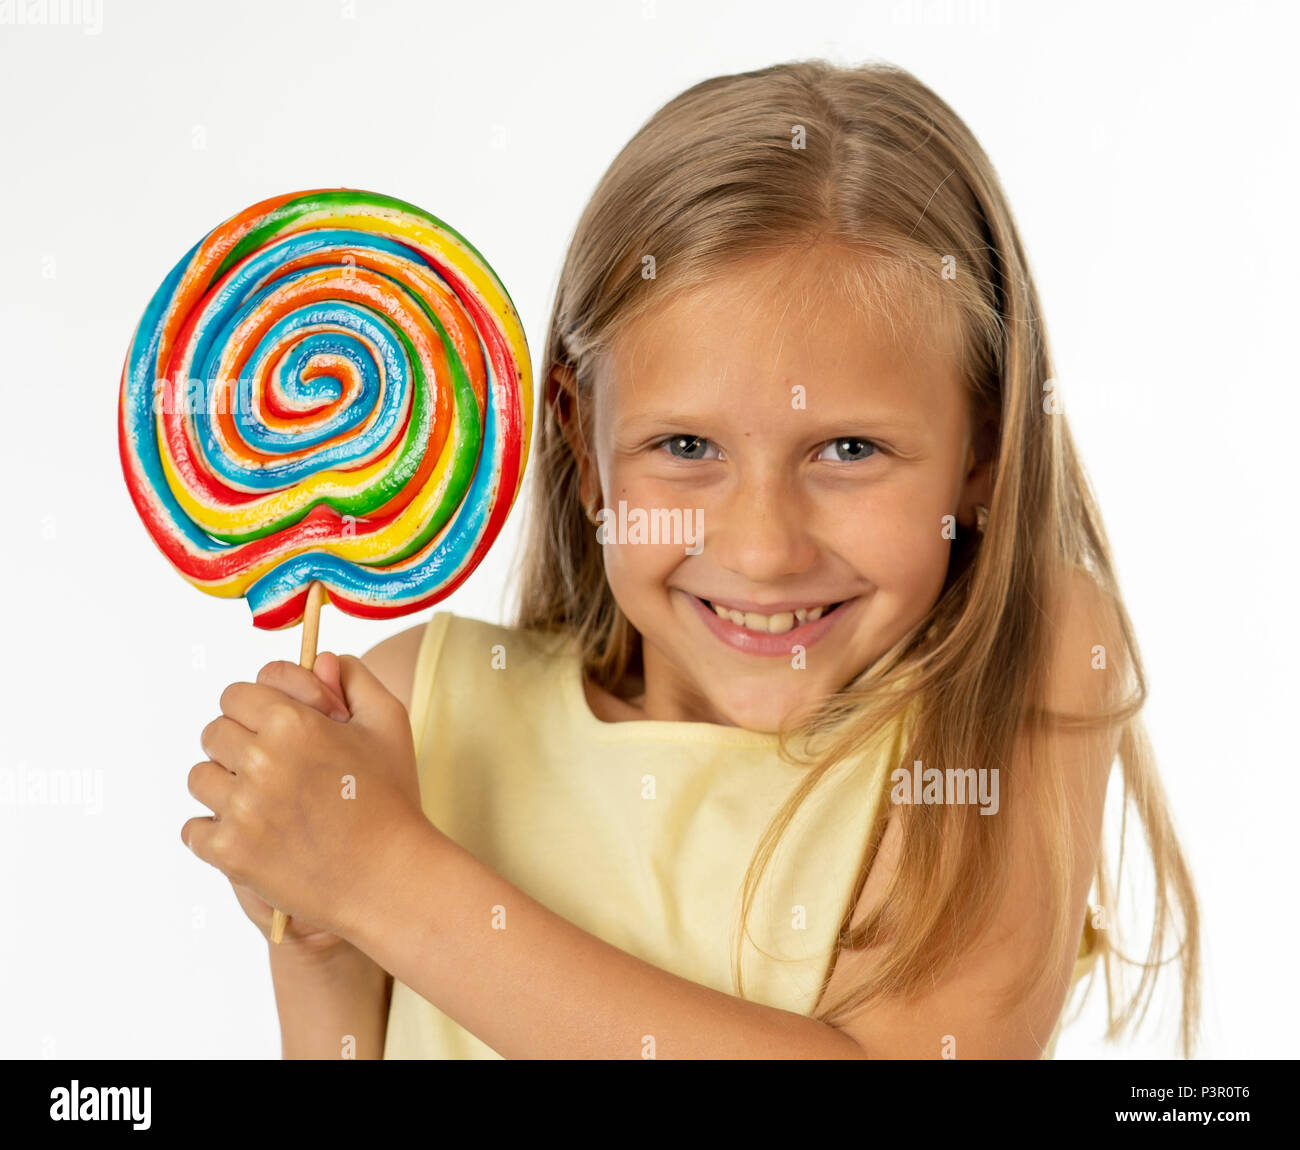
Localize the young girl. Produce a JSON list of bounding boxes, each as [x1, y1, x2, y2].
[[183, 59, 1200, 1059]]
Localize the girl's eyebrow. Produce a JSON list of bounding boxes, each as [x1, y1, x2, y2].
[[803, 412, 927, 437], [616, 409, 928, 437]]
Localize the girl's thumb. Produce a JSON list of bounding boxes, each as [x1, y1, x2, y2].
[[336, 653, 398, 719], [312, 651, 346, 709]]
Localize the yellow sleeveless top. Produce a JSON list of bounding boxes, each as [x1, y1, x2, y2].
[[382, 612, 1099, 1059]]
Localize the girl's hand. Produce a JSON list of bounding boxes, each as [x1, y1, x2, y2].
[[228, 880, 347, 959], [220, 653, 354, 959], [183, 651, 426, 947]]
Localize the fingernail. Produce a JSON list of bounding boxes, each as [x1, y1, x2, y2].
[[331, 709, 350, 723]]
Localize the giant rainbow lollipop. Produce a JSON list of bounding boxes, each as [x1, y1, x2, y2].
[[119, 188, 532, 942]]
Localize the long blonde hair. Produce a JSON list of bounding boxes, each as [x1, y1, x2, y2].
[[509, 59, 1200, 1056]]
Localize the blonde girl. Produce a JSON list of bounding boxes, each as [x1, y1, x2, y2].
[[185, 59, 1199, 1059]]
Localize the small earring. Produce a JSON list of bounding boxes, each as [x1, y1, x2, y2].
[[975, 503, 989, 534], [583, 495, 602, 525]]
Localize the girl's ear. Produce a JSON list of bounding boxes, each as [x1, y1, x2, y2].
[[959, 414, 997, 527], [548, 363, 599, 504], [547, 362, 576, 421], [960, 454, 995, 530]]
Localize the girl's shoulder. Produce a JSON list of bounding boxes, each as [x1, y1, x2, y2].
[[359, 612, 572, 715], [1031, 562, 1128, 717], [359, 618, 429, 714]]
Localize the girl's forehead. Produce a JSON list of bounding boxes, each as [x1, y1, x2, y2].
[[608, 244, 961, 368], [600, 250, 964, 400]]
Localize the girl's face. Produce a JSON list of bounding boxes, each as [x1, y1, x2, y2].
[[572, 243, 990, 732]]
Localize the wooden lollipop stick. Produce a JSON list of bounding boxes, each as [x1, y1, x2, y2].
[[270, 580, 327, 945]]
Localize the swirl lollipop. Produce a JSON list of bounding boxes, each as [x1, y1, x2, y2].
[[119, 188, 532, 941]]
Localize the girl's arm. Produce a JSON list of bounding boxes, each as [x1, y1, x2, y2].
[[269, 939, 392, 1059], [343, 573, 1119, 1059], [266, 624, 426, 1059]]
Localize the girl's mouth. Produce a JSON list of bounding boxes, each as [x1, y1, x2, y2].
[[698, 597, 847, 632], [685, 592, 858, 656]]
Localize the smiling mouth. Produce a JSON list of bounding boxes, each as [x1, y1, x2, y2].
[[694, 596, 848, 635]]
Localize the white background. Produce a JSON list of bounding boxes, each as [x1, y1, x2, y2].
[[1, 0, 1294, 1059]]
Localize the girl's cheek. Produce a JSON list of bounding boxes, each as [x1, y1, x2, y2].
[[603, 539, 681, 589], [846, 494, 949, 579]]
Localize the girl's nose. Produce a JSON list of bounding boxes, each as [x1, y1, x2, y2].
[[706, 470, 820, 583]]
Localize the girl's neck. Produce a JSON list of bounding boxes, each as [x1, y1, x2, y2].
[[583, 669, 647, 722]]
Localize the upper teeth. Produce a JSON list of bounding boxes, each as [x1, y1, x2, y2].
[[708, 601, 832, 634]]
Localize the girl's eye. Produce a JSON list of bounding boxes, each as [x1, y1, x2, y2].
[[816, 437, 879, 463], [656, 435, 879, 463], [660, 435, 721, 461]]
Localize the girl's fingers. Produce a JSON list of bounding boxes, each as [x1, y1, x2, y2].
[[246, 662, 350, 721], [199, 713, 257, 773], [216, 681, 268, 731], [182, 815, 238, 880], [217, 677, 343, 731], [181, 813, 224, 869], [215, 671, 350, 743], [187, 759, 236, 817]]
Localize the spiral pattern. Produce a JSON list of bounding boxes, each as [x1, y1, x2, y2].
[[118, 188, 532, 629]]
